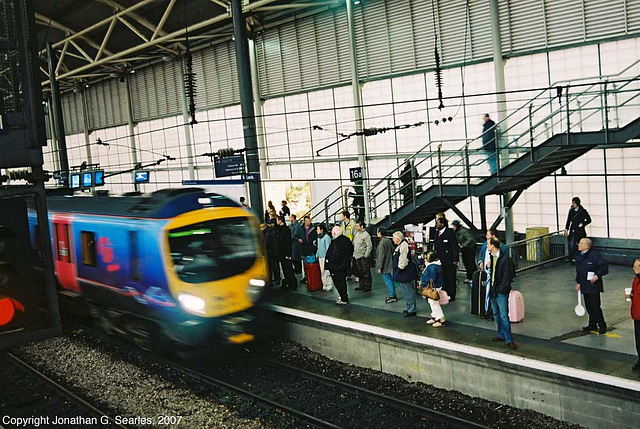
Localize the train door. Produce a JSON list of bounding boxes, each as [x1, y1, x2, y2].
[[52, 215, 79, 292]]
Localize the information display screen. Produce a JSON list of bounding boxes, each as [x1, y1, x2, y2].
[[82, 172, 93, 187], [134, 170, 150, 183], [70, 173, 81, 189], [94, 170, 104, 186]]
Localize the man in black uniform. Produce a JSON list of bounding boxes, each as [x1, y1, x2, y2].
[[276, 216, 297, 290], [575, 238, 608, 334], [434, 217, 460, 301], [565, 197, 591, 262]]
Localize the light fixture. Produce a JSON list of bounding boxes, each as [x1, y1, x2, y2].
[[84, 84, 89, 88], [354, 0, 361, 4], [129, 69, 136, 74], [161, 55, 172, 62]]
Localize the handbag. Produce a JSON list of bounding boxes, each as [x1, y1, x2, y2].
[[421, 280, 440, 301]]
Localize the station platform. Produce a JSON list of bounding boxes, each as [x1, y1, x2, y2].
[[268, 262, 640, 429]]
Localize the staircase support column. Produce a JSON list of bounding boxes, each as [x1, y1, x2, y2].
[[346, 0, 371, 224], [490, 0, 514, 244]]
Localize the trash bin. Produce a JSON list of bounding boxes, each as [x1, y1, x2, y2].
[[526, 227, 549, 262]]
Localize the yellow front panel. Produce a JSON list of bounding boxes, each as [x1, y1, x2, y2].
[[162, 207, 268, 318]]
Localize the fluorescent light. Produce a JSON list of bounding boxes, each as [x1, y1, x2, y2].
[[178, 293, 205, 313]]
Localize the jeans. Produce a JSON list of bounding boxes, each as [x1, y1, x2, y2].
[[398, 281, 417, 313], [381, 273, 395, 297], [485, 150, 497, 175], [490, 293, 513, 344]]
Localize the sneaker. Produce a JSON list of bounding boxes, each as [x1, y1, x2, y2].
[[355, 277, 360, 282], [335, 298, 348, 305], [439, 317, 446, 323], [426, 318, 436, 325], [384, 296, 398, 303], [507, 342, 518, 350], [403, 311, 417, 318], [432, 321, 443, 327]]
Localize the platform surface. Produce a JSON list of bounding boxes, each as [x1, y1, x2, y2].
[[271, 262, 640, 383]]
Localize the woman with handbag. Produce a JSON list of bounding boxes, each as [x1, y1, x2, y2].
[[419, 250, 445, 327]]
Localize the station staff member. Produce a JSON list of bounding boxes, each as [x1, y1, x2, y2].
[[575, 238, 608, 334]]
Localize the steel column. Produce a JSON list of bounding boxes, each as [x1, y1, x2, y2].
[[79, 88, 93, 165], [231, 0, 264, 217], [46, 43, 69, 186], [249, 38, 269, 180], [345, 0, 371, 224], [124, 75, 139, 191]]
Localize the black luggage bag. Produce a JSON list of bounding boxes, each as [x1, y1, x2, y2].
[[470, 270, 494, 320]]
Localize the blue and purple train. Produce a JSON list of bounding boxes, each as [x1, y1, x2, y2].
[[31, 188, 268, 348]]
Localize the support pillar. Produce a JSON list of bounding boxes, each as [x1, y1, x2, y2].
[[124, 75, 139, 191], [46, 43, 69, 186], [46, 97, 60, 171], [346, 0, 371, 224], [231, 0, 264, 217], [249, 39, 268, 181], [79, 88, 93, 165], [489, 0, 513, 243], [179, 59, 196, 181]]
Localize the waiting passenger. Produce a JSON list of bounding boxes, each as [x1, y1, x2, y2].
[[262, 220, 279, 286], [392, 231, 418, 318], [452, 220, 477, 287], [434, 217, 459, 301], [565, 197, 591, 262], [316, 224, 333, 291], [280, 200, 291, 217], [420, 250, 445, 327], [627, 258, 640, 372], [353, 221, 373, 292], [487, 237, 517, 350], [326, 226, 354, 305], [482, 114, 497, 175], [265, 200, 277, 221], [575, 238, 608, 334], [289, 214, 303, 274], [376, 227, 396, 303], [275, 216, 297, 291]]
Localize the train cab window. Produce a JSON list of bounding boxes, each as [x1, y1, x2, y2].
[[168, 217, 257, 284], [81, 231, 97, 267], [129, 230, 141, 281]]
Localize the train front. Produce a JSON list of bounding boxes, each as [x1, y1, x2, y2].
[[162, 206, 269, 348]]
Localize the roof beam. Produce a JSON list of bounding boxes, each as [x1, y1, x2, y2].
[[55, 41, 69, 76], [151, 0, 177, 41], [35, 13, 115, 57], [95, 16, 117, 61], [252, 1, 339, 11], [93, 0, 185, 50]]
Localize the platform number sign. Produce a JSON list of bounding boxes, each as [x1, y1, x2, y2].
[[349, 167, 362, 182]]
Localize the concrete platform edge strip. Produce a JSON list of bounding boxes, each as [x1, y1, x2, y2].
[[271, 304, 640, 393]]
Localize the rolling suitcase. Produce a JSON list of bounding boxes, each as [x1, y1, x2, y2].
[[470, 270, 493, 320], [305, 262, 323, 292], [508, 290, 525, 322]]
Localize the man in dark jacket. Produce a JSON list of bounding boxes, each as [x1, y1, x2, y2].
[[399, 161, 418, 205], [434, 217, 460, 301], [276, 216, 297, 290], [452, 220, 477, 287], [482, 114, 497, 175], [326, 226, 354, 305], [376, 227, 396, 303], [296, 215, 318, 283], [575, 238, 608, 334], [565, 197, 591, 262], [350, 181, 365, 222], [487, 237, 516, 349], [263, 220, 280, 286], [289, 214, 303, 274]]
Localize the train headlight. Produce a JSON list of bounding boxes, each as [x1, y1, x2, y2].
[[247, 279, 266, 303], [178, 293, 206, 314]]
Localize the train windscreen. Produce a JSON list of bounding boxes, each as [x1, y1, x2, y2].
[[168, 217, 257, 283]]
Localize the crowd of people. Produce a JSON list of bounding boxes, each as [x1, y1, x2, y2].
[[251, 196, 639, 370]]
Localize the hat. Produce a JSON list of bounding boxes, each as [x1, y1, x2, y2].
[[266, 218, 276, 225], [451, 220, 461, 227]]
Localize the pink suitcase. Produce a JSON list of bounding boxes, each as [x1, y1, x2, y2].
[[438, 290, 450, 306], [508, 290, 525, 322]]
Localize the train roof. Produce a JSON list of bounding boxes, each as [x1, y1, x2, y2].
[[46, 188, 242, 219]]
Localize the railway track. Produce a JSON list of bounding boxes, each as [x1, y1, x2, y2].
[[0, 352, 127, 429], [179, 350, 490, 429]]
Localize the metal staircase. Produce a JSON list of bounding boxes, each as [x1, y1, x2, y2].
[[307, 59, 640, 231]]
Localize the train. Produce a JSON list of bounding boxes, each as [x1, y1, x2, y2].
[[28, 188, 269, 350]]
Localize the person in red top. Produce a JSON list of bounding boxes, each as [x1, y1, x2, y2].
[[629, 258, 640, 372]]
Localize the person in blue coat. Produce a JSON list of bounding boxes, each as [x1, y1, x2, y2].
[[316, 224, 332, 291], [419, 250, 445, 327], [575, 238, 608, 334]]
